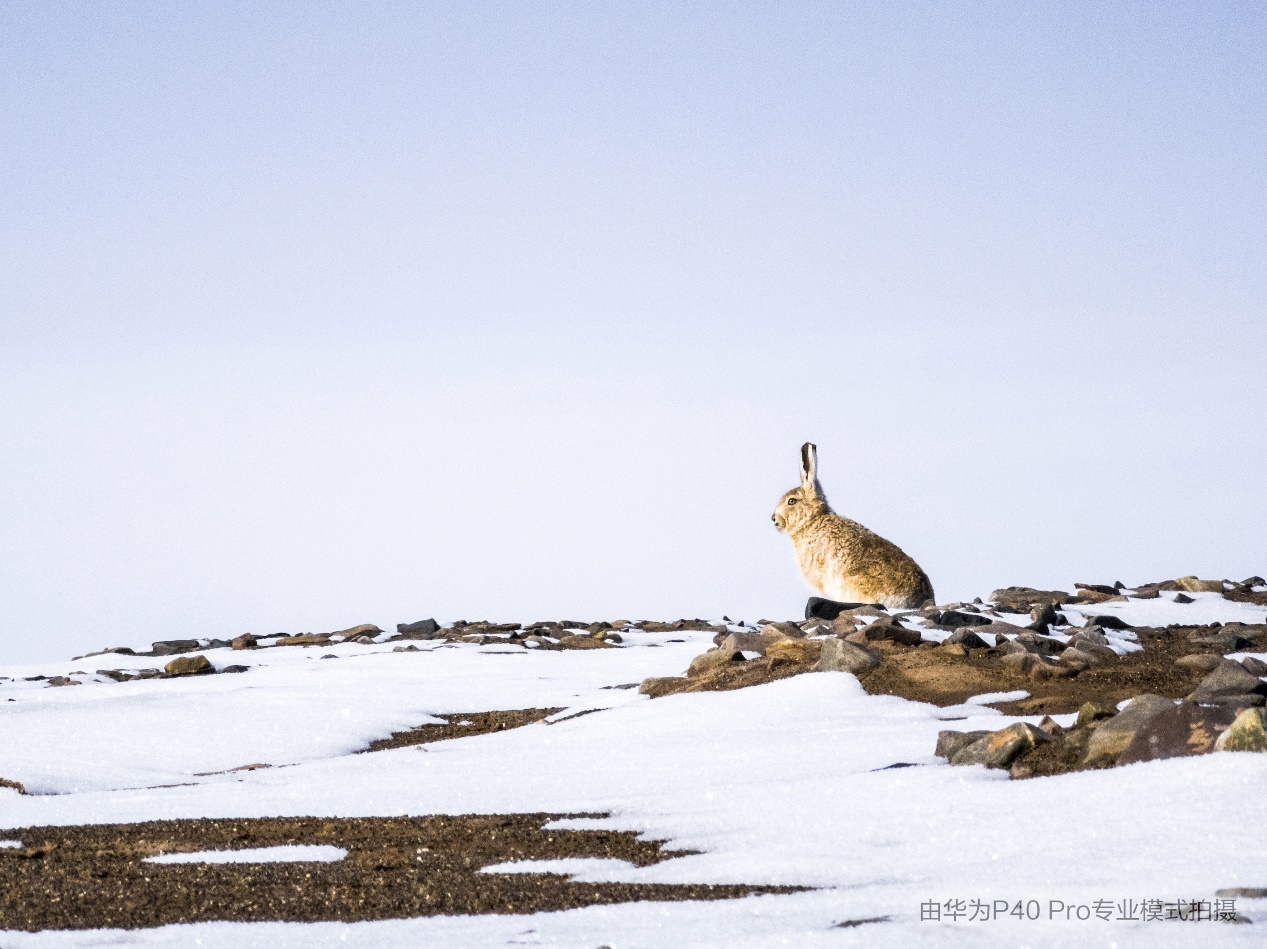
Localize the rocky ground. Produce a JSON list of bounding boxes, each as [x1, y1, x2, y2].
[[2, 574, 1266, 943]]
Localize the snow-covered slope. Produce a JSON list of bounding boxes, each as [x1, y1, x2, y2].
[[3, 594, 1267, 947]]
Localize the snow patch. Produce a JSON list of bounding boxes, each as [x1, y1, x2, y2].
[[144, 845, 346, 865]]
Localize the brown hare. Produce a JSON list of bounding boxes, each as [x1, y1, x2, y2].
[[772, 443, 934, 609]]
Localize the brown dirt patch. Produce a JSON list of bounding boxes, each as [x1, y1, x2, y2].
[[641, 657, 820, 698], [362, 709, 563, 752], [0, 814, 792, 930], [860, 632, 1219, 715]]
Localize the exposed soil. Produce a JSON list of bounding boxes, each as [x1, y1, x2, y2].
[[655, 626, 1249, 716], [362, 709, 563, 753], [0, 814, 792, 931]]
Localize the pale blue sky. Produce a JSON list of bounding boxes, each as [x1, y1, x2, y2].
[[2, 2, 1265, 662]]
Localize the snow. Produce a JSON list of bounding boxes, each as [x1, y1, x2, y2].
[[479, 857, 640, 879], [144, 844, 346, 864], [4, 593, 1267, 946], [0, 839, 21, 848]]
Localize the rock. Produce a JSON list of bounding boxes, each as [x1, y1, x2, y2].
[[1074, 701, 1118, 728], [351, 635, 376, 644], [1036, 716, 1063, 737], [1214, 707, 1267, 752], [164, 655, 213, 677], [46, 676, 80, 687], [944, 628, 990, 649], [603, 632, 623, 644], [639, 676, 689, 698], [1064, 640, 1119, 664], [1175, 654, 1226, 674], [939, 642, 968, 658], [135, 669, 161, 679], [1015, 631, 1065, 657], [817, 639, 881, 674], [950, 723, 1050, 768], [276, 634, 332, 647], [805, 597, 883, 620], [719, 631, 767, 655], [392, 645, 421, 652], [221, 665, 249, 674], [1186, 660, 1267, 704], [1030, 602, 1059, 628], [1058, 649, 1094, 671], [1241, 656, 1267, 676], [555, 634, 616, 650], [687, 648, 745, 677], [862, 620, 923, 647], [1190, 631, 1253, 652], [1084, 694, 1175, 765], [1175, 576, 1225, 593], [935, 730, 992, 760], [1000, 652, 1051, 677], [333, 624, 382, 639], [766, 639, 822, 664], [1085, 614, 1130, 630], [96, 669, 134, 682], [935, 610, 992, 628], [151, 640, 200, 656], [761, 622, 805, 640], [1117, 703, 1238, 764], [231, 634, 257, 650], [396, 618, 441, 637], [1070, 625, 1109, 646], [1173, 593, 1195, 604], [1075, 583, 1119, 596], [587, 622, 613, 635], [989, 587, 1072, 612]]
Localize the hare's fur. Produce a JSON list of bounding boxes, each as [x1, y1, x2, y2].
[[772, 443, 934, 609]]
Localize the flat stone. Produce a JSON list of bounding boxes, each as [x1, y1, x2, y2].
[[1076, 583, 1119, 596], [333, 623, 382, 639], [1187, 660, 1267, 703], [1084, 694, 1175, 765], [687, 648, 744, 677], [221, 665, 249, 674], [555, 635, 616, 650], [1116, 703, 1238, 764], [1215, 708, 1267, 752], [989, 587, 1072, 612], [761, 622, 805, 640], [276, 634, 333, 647], [1084, 614, 1130, 630], [950, 723, 1050, 768], [96, 670, 134, 682], [1175, 654, 1226, 673], [719, 632, 767, 655], [1175, 576, 1226, 593], [935, 610, 992, 628], [46, 676, 80, 687], [163, 655, 213, 677], [805, 597, 884, 620], [935, 730, 991, 759], [639, 676, 689, 698], [817, 639, 881, 674], [1015, 632, 1064, 656], [151, 640, 200, 656]]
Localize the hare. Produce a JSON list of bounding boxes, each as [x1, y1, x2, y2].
[[772, 443, 934, 609]]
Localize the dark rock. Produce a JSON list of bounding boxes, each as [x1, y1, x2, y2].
[[935, 610, 992, 628], [396, 618, 441, 637], [135, 669, 161, 679], [1085, 614, 1130, 630], [944, 628, 990, 649], [1075, 701, 1119, 727], [221, 665, 249, 674], [231, 634, 257, 650], [1187, 661, 1267, 704], [1029, 602, 1058, 629], [1116, 703, 1238, 764], [1015, 631, 1064, 657], [1190, 631, 1253, 652], [1075, 583, 1119, 596], [163, 655, 213, 677], [935, 730, 991, 760], [151, 640, 200, 656], [1173, 593, 1195, 604], [46, 676, 80, 687], [862, 623, 923, 647], [817, 639, 881, 674], [96, 670, 134, 682], [1241, 656, 1267, 676], [805, 597, 884, 620]]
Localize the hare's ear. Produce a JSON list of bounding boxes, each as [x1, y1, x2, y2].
[[800, 442, 818, 491]]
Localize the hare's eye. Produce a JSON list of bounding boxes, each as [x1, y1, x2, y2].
[[786, 498, 797, 506]]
